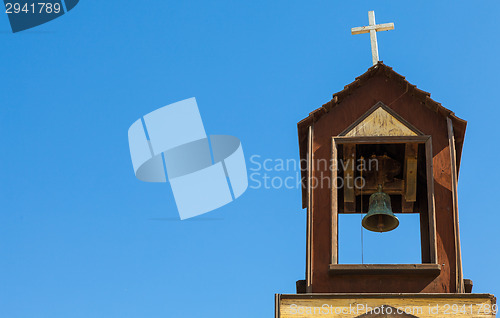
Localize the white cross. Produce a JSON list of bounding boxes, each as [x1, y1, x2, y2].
[[351, 11, 394, 65]]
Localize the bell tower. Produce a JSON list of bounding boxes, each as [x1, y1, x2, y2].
[[296, 62, 467, 294], [275, 12, 496, 318]]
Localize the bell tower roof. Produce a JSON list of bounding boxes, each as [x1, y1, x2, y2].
[[297, 62, 466, 208]]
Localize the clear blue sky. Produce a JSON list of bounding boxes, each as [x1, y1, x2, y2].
[[1, 1, 499, 317]]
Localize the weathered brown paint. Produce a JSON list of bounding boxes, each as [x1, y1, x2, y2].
[[298, 63, 465, 293]]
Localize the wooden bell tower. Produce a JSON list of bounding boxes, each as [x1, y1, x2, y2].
[[275, 60, 497, 317], [296, 62, 467, 293]]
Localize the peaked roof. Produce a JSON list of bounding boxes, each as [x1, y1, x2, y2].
[[297, 62, 467, 208]]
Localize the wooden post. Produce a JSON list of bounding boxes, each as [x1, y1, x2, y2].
[[275, 294, 280, 318], [331, 140, 339, 265], [306, 125, 313, 292], [403, 143, 418, 212], [447, 117, 464, 293], [425, 137, 438, 264], [343, 143, 356, 212], [368, 11, 379, 66]]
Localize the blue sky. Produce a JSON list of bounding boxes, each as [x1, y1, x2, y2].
[[0, 1, 499, 317]]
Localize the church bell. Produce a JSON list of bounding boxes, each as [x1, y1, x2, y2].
[[362, 185, 399, 232]]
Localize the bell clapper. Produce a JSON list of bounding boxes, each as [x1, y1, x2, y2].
[[377, 214, 384, 232]]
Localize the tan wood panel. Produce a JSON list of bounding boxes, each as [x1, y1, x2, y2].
[[345, 107, 418, 137], [279, 294, 496, 318]]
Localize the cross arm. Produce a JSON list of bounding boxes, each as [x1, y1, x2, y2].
[[351, 23, 394, 35]]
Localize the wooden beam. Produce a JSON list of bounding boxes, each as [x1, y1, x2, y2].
[[343, 143, 356, 212], [448, 117, 464, 293], [329, 264, 441, 276], [420, 203, 431, 263], [404, 143, 418, 202], [351, 22, 395, 35], [425, 137, 438, 264], [331, 140, 339, 265], [275, 294, 280, 318], [279, 292, 496, 300], [306, 125, 313, 292], [334, 135, 430, 144]]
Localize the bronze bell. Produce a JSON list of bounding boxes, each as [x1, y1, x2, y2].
[[362, 185, 399, 232]]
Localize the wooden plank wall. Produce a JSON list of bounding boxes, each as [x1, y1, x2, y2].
[[309, 71, 458, 293]]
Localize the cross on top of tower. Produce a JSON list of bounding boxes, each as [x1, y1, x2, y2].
[[351, 11, 394, 65]]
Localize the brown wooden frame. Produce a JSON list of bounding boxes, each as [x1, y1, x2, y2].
[[447, 117, 464, 293], [330, 135, 437, 267], [306, 125, 313, 293]]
